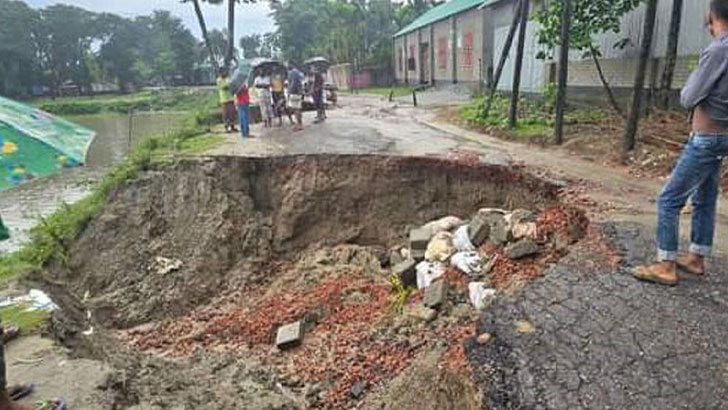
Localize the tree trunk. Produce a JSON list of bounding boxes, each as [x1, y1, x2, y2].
[[658, 0, 683, 109], [554, 0, 571, 145], [482, 0, 522, 118], [192, 0, 219, 73], [623, 0, 659, 154], [509, 0, 530, 129], [590, 47, 624, 117], [225, 0, 235, 69]]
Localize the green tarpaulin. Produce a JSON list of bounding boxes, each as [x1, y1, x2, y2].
[[0, 96, 96, 190], [0, 215, 8, 241]]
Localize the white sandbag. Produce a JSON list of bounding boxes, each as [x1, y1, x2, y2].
[[451, 251, 484, 277], [469, 282, 497, 310], [453, 225, 476, 252], [422, 216, 465, 236], [416, 261, 445, 290]]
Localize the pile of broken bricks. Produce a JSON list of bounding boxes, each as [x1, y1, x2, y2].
[[272, 208, 542, 351], [391, 208, 541, 322]]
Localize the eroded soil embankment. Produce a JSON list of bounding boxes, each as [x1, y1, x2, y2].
[[42, 155, 570, 409]]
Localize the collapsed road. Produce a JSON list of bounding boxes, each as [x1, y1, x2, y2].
[[4, 94, 728, 409]]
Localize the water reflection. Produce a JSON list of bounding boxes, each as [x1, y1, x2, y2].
[[0, 112, 188, 254]]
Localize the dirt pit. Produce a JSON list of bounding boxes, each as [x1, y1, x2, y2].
[[43, 155, 584, 410]]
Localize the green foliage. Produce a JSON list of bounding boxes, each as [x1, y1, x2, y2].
[[35, 89, 218, 116], [389, 273, 416, 313], [535, 0, 645, 59], [0, 304, 50, 334], [272, 0, 399, 68], [1, 1, 203, 98]]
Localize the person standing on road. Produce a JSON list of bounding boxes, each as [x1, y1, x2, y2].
[[235, 82, 250, 138], [633, 0, 728, 286], [312, 67, 325, 123], [271, 71, 286, 126], [255, 73, 274, 128], [216, 68, 238, 133], [287, 63, 305, 132]]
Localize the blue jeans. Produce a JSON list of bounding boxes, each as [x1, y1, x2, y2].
[[657, 133, 728, 261], [238, 104, 250, 137]]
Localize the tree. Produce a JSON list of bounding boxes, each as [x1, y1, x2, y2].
[[509, 0, 530, 129], [271, 0, 397, 68], [624, 0, 659, 154], [482, 0, 522, 119], [536, 0, 645, 117], [240, 34, 262, 58], [554, 0, 572, 145], [658, 0, 683, 109], [35, 4, 99, 95], [0, 0, 40, 96]]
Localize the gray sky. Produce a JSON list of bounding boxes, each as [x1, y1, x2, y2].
[[25, 0, 276, 39]]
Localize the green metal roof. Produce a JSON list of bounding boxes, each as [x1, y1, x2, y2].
[[394, 0, 485, 38]]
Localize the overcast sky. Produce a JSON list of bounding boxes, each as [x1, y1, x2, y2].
[[25, 0, 276, 39]]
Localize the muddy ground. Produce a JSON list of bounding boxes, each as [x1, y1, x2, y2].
[[31, 154, 588, 409]]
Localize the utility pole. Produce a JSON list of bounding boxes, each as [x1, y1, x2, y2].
[[554, 0, 571, 145], [482, 0, 523, 118], [509, 0, 530, 129]]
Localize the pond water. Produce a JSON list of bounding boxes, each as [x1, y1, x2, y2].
[[0, 111, 189, 254]]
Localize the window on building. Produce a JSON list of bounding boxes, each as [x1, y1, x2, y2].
[[437, 36, 448, 70], [462, 32, 473, 70]]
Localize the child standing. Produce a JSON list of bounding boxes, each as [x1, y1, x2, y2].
[[235, 83, 250, 138]]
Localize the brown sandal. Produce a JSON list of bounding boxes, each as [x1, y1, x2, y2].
[[676, 258, 705, 276], [632, 266, 679, 286]]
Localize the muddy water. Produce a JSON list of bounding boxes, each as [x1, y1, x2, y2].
[[0, 112, 188, 254]]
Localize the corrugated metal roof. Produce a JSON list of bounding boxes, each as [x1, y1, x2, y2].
[[394, 0, 485, 38], [479, 0, 509, 9]]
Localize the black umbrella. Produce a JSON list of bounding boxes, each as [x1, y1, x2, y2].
[[251, 59, 286, 77], [303, 57, 330, 72]]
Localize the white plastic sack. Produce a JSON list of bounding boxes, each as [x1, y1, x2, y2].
[[422, 216, 465, 236], [453, 225, 476, 252], [451, 251, 484, 277], [469, 282, 497, 310], [416, 261, 446, 290]]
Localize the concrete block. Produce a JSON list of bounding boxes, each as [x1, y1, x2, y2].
[[468, 215, 490, 247], [506, 239, 540, 260], [423, 279, 448, 309], [276, 321, 304, 349], [393, 259, 417, 287], [410, 248, 426, 262], [389, 248, 405, 267], [409, 227, 431, 251], [405, 304, 437, 322], [487, 215, 509, 246]]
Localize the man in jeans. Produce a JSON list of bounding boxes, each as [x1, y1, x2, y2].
[[634, 0, 728, 285]]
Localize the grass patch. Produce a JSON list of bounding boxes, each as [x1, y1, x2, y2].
[[460, 93, 608, 143], [360, 86, 416, 97], [0, 304, 50, 333], [33, 88, 218, 116], [0, 118, 224, 283]]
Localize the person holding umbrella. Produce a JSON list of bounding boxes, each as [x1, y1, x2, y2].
[[287, 62, 305, 132]]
